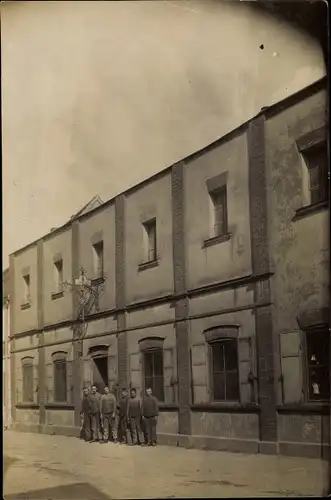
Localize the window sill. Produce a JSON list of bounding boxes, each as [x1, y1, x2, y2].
[[138, 260, 159, 272], [45, 403, 75, 410], [190, 403, 260, 413], [16, 403, 39, 410], [202, 233, 231, 249], [91, 277, 106, 286], [51, 291, 64, 301], [277, 404, 329, 415], [20, 302, 31, 310], [293, 201, 328, 220]]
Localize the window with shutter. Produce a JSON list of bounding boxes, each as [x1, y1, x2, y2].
[[143, 350, 164, 402], [210, 339, 239, 402], [22, 360, 34, 403], [191, 344, 208, 404], [54, 360, 67, 403], [279, 331, 303, 404]]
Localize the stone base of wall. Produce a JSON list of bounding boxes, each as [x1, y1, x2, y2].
[[10, 423, 329, 460]]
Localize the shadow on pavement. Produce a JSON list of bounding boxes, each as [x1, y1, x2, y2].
[[4, 482, 111, 500], [3, 456, 20, 476]]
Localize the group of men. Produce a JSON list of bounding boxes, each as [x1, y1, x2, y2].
[[80, 385, 159, 447]]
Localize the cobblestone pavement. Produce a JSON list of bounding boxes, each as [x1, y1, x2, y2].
[[4, 431, 328, 498]]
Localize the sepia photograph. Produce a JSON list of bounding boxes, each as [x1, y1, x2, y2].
[[2, 0, 329, 498]]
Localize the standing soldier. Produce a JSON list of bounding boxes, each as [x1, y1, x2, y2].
[[142, 387, 159, 446], [117, 387, 129, 444], [80, 387, 91, 441], [127, 388, 142, 446], [100, 386, 118, 444], [89, 385, 102, 443]]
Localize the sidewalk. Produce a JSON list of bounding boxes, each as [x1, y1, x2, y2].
[[4, 430, 328, 498]]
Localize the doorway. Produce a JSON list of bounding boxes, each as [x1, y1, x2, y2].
[[92, 356, 108, 393]]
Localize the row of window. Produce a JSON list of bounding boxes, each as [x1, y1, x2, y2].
[[20, 241, 104, 306], [21, 327, 329, 405], [19, 138, 328, 307]]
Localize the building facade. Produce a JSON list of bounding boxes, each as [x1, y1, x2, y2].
[[9, 78, 329, 458], [3, 268, 11, 429]]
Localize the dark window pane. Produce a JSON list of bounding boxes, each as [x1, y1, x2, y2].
[[308, 367, 330, 401], [212, 344, 224, 372], [153, 376, 164, 402], [307, 329, 330, 401], [224, 340, 238, 371], [23, 364, 33, 402], [144, 376, 154, 392], [307, 330, 329, 366], [213, 372, 225, 401], [153, 351, 164, 377], [144, 353, 154, 377], [54, 361, 67, 402], [225, 371, 240, 401]]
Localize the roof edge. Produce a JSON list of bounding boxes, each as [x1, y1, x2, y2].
[[9, 76, 327, 259]]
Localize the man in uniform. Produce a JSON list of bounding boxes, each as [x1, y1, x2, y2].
[[127, 388, 142, 446], [142, 387, 159, 446], [100, 386, 118, 443], [89, 385, 102, 442], [80, 387, 91, 441], [117, 387, 129, 444]]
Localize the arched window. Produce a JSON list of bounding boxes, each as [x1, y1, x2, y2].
[[138, 337, 165, 402], [52, 351, 67, 403], [22, 357, 34, 403], [204, 326, 239, 402]]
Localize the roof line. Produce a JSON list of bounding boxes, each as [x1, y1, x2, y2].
[[10, 76, 327, 258]]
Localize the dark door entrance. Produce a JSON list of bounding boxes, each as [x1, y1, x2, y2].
[[92, 356, 108, 393]]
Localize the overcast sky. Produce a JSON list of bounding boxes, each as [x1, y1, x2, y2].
[[2, 0, 325, 269]]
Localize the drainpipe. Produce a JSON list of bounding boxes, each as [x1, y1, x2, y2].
[[4, 296, 10, 430]]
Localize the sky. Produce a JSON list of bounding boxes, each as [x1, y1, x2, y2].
[[1, 0, 326, 270]]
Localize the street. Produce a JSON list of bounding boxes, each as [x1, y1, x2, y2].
[[3, 430, 328, 498]]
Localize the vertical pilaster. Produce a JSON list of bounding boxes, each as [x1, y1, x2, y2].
[[9, 254, 16, 424], [37, 240, 46, 425], [248, 115, 277, 447], [172, 162, 191, 436], [71, 220, 82, 427], [115, 195, 128, 388]]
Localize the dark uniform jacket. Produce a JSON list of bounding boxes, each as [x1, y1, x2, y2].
[[127, 398, 141, 418], [80, 395, 91, 415], [89, 393, 101, 415], [142, 395, 159, 417], [118, 396, 129, 418], [100, 393, 116, 415]]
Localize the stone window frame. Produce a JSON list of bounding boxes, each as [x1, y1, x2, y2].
[[52, 253, 64, 300], [52, 351, 68, 403], [204, 326, 240, 404], [203, 172, 232, 248], [21, 356, 34, 403], [21, 266, 31, 309], [139, 218, 158, 271], [138, 337, 165, 401], [91, 232, 105, 282], [295, 126, 328, 219], [297, 308, 330, 404]]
